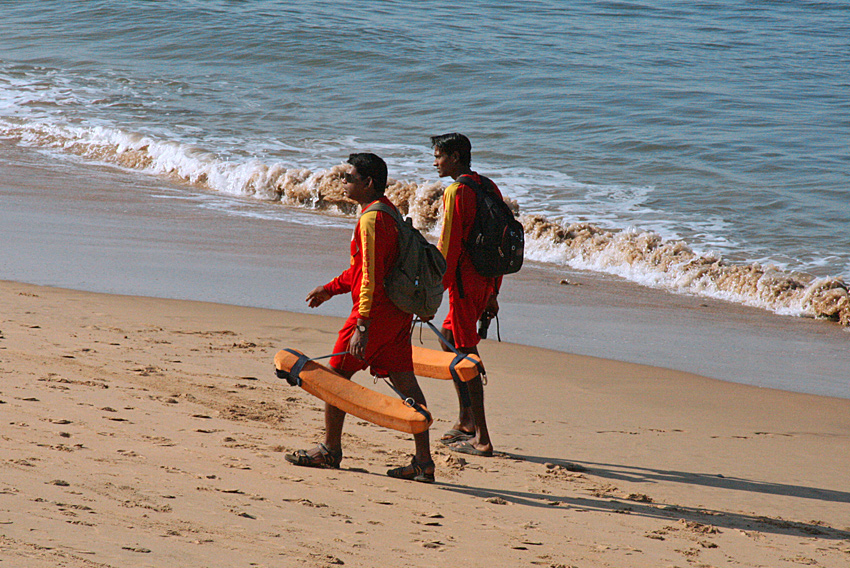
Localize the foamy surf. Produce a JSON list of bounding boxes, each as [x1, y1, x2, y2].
[[2, 120, 849, 327], [522, 217, 850, 326]]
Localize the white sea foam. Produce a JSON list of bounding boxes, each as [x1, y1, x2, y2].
[[2, 114, 848, 327], [522, 216, 850, 325]]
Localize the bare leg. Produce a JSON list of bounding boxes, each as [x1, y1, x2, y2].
[[285, 365, 352, 467], [387, 370, 432, 464], [282, 365, 351, 468], [439, 327, 474, 435], [440, 327, 493, 454], [321, 366, 354, 453], [322, 367, 434, 463]]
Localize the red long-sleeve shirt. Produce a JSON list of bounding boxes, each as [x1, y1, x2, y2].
[[324, 196, 401, 320], [438, 173, 503, 294]]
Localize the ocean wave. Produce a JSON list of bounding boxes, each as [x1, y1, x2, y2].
[[522, 216, 850, 326], [3, 120, 848, 327], [0, 120, 450, 224]]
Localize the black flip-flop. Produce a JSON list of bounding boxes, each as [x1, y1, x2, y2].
[[439, 428, 474, 446], [449, 440, 493, 457]]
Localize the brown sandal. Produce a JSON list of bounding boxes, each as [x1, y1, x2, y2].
[[387, 457, 435, 483], [285, 443, 343, 469]]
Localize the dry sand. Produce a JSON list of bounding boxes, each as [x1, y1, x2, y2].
[[1, 280, 848, 568]]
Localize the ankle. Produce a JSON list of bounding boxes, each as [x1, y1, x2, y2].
[[415, 456, 434, 468]]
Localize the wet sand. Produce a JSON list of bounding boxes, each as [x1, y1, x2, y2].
[[2, 141, 848, 398]]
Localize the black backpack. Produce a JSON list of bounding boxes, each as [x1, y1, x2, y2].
[[457, 174, 524, 278], [362, 201, 446, 319]]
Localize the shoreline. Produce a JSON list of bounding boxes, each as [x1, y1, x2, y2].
[[1, 279, 848, 567], [2, 140, 849, 400]]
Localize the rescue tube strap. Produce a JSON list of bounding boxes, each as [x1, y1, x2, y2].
[[381, 379, 433, 422], [421, 320, 487, 384], [277, 349, 350, 387], [418, 321, 479, 408]]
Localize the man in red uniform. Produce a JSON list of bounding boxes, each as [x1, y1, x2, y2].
[[431, 133, 501, 457], [286, 153, 434, 482]]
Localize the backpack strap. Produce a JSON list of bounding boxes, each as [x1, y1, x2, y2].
[[363, 200, 403, 225], [455, 263, 466, 299], [456, 174, 477, 190], [456, 174, 494, 194]]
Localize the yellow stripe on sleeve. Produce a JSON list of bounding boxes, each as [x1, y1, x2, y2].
[[358, 210, 379, 318], [437, 181, 460, 259]]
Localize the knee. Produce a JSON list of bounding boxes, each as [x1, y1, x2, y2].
[[440, 328, 455, 350], [389, 372, 423, 397]]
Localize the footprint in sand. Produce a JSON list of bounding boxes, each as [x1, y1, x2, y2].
[[121, 546, 151, 554], [625, 493, 653, 503], [421, 541, 445, 549], [416, 513, 445, 527], [309, 553, 343, 565]]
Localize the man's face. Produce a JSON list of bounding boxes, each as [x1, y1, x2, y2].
[[342, 164, 374, 203], [433, 148, 460, 178]]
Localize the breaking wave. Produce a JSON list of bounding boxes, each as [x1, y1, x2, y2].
[[522, 217, 850, 326], [3, 120, 849, 327]]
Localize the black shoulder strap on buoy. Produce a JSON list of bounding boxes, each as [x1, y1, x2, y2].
[[420, 320, 487, 408], [381, 378, 432, 422], [276, 349, 349, 387], [421, 320, 486, 380]]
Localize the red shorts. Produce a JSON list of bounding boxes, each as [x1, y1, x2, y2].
[[330, 309, 413, 377], [442, 278, 494, 349]]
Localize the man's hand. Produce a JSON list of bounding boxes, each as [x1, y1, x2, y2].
[[485, 293, 499, 316], [349, 319, 370, 359], [306, 286, 332, 308]]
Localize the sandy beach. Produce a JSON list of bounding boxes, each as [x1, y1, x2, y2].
[[3, 4, 850, 566], [1, 280, 848, 568]]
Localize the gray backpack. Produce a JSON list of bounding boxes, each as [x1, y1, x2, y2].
[[363, 202, 446, 319]]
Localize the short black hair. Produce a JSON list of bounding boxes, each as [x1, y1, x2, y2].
[[347, 152, 387, 194], [430, 133, 471, 167]]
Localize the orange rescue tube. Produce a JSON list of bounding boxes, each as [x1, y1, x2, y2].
[[274, 349, 432, 435], [412, 345, 482, 382]]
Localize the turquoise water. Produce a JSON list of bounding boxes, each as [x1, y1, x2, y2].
[[1, 0, 849, 321]]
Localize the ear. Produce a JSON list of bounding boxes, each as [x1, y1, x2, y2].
[[365, 176, 380, 200]]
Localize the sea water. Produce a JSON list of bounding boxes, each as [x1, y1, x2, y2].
[[2, 1, 849, 322]]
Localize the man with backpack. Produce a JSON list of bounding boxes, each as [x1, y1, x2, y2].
[[289, 153, 435, 482], [430, 133, 522, 457]]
